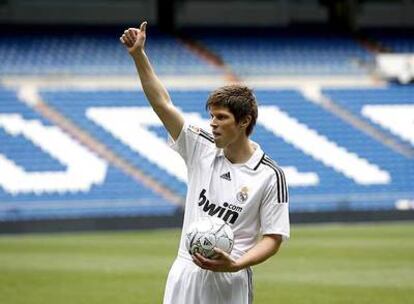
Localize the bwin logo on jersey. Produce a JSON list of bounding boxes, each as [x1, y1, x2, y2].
[[198, 189, 243, 224]]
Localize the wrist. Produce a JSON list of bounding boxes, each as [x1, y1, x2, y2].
[[232, 260, 245, 272], [130, 48, 145, 58]]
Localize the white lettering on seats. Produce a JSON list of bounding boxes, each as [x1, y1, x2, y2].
[[0, 114, 107, 194], [362, 104, 414, 146], [258, 106, 390, 185]]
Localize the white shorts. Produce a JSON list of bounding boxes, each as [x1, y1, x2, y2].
[[163, 257, 253, 304]]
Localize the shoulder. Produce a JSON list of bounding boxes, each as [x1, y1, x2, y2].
[[256, 154, 286, 180], [187, 124, 215, 145], [256, 154, 288, 202]]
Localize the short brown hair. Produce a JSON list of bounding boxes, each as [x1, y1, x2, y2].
[[205, 84, 258, 136]]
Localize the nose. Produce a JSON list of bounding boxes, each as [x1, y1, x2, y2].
[[210, 117, 218, 128]]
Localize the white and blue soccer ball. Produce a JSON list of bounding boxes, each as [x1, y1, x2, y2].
[[185, 217, 234, 259]]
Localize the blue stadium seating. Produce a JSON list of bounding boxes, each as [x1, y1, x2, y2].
[[40, 89, 188, 198], [1, 28, 413, 222], [323, 85, 414, 148], [1, 86, 413, 220], [0, 27, 377, 76], [37, 88, 413, 214], [185, 28, 373, 76], [0, 29, 221, 76], [365, 29, 414, 52], [0, 88, 179, 221], [254, 89, 413, 211]]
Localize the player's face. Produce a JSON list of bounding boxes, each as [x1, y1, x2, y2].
[[209, 105, 245, 148]]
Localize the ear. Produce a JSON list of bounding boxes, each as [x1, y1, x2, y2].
[[239, 115, 252, 130]]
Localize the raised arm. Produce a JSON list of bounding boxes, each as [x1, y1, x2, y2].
[[120, 21, 184, 140]]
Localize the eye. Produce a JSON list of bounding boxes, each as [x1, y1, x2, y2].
[[210, 112, 228, 121]]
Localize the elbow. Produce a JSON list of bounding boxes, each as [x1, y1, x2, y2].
[[264, 234, 283, 256]]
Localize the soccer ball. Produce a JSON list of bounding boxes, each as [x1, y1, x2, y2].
[[185, 217, 234, 259]]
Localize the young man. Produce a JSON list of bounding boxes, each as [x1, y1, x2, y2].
[[120, 22, 290, 304]]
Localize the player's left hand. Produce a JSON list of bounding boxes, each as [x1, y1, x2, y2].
[[192, 248, 242, 272]]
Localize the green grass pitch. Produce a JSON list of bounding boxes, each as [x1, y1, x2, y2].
[[0, 222, 413, 304]]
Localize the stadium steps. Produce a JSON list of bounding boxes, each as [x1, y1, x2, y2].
[[351, 33, 392, 75], [20, 89, 184, 206], [354, 33, 393, 54], [177, 35, 240, 83]]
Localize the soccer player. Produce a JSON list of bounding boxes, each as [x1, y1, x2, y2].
[[120, 22, 290, 304]]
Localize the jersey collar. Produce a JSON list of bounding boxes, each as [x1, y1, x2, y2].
[[216, 141, 265, 170]]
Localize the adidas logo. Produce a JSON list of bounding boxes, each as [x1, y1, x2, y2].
[[220, 172, 231, 181], [203, 238, 213, 246]]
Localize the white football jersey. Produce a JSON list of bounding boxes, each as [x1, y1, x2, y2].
[[170, 122, 290, 260]]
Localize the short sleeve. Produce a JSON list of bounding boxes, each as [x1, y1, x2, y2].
[[169, 121, 215, 168], [260, 172, 290, 241]]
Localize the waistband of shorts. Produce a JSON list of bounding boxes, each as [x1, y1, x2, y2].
[[175, 252, 252, 276]]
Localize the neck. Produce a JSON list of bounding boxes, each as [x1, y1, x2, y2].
[[223, 136, 255, 164]]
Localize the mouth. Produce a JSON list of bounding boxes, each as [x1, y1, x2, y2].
[[212, 131, 221, 138]]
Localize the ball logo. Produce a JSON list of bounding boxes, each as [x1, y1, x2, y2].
[[236, 186, 249, 203], [200, 234, 215, 250]]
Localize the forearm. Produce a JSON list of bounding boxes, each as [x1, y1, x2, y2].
[[120, 22, 182, 139], [131, 49, 171, 111], [130, 48, 183, 139], [235, 234, 282, 270], [192, 234, 283, 273]]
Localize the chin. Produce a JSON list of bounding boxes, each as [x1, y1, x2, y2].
[[214, 140, 225, 148], [214, 142, 223, 148]]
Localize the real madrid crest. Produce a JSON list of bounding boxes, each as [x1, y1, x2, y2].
[[236, 186, 249, 204]]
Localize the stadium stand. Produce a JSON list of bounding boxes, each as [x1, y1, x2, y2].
[[0, 27, 413, 225], [0, 29, 222, 76], [40, 89, 187, 197], [35, 88, 414, 213], [323, 85, 414, 148], [0, 27, 379, 77], [254, 89, 413, 211], [184, 28, 373, 76], [0, 87, 179, 221], [364, 29, 414, 53]]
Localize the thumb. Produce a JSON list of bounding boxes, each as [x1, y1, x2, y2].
[[213, 247, 226, 256], [214, 247, 235, 261], [140, 21, 147, 32]]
